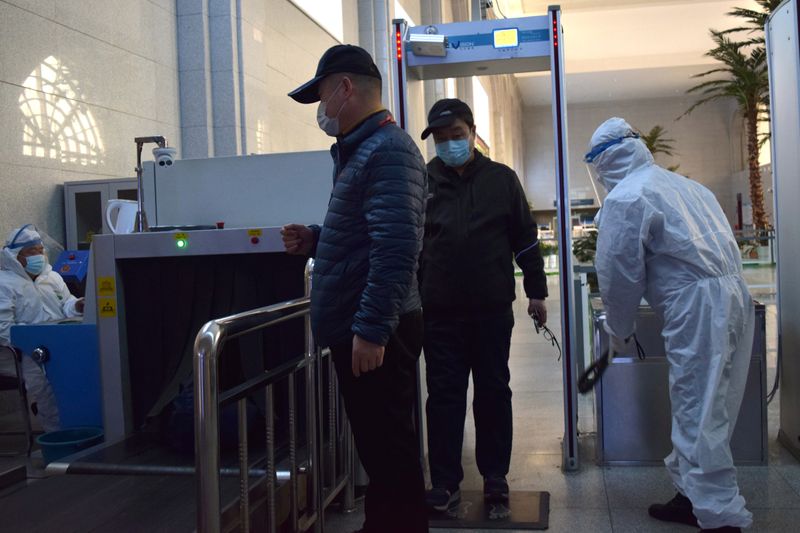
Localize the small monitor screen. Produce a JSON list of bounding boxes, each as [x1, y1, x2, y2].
[[493, 28, 519, 48]]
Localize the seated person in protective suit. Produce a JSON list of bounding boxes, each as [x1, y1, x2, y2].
[[0, 224, 84, 432]]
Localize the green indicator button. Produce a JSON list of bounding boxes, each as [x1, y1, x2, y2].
[[174, 232, 189, 250]]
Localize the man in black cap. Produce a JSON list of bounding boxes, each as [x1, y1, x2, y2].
[[419, 98, 548, 511], [281, 45, 428, 533]]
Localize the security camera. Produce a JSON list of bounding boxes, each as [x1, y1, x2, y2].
[[152, 146, 177, 167]]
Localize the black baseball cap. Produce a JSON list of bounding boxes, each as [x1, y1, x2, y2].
[[421, 98, 475, 140], [288, 44, 382, 104]]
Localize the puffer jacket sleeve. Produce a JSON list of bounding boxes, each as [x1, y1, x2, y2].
[[351, 138, 426, 346], [308, 224, 321, 258]]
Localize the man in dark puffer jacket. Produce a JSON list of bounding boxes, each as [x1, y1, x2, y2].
[[282, 45, 428, 533]]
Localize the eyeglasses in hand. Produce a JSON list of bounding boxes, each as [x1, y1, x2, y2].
[[532, 316, 562, 361]]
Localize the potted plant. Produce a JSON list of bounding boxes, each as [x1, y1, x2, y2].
[[572, 232, 600, 292], [739, 240, 760, 259], [572, 231, 598, 264], [539, 240, 558, 270]]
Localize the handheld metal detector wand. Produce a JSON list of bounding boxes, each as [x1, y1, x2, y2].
[[578, 347, 612, 394]]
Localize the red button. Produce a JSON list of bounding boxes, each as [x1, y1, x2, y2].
[[69, 254, 75, 260], [251, 237, 260, 244]]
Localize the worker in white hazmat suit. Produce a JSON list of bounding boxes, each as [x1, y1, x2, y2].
[[0, 224, 84, 432], [586, 118, 754, 533]]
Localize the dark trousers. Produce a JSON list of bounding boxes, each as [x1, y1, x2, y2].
[[424, 308, 514, 490], [330, 309, 428, 533]]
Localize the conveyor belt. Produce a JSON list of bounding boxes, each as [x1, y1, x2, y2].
[[47, 430, 299, 476], [1, 432, 306, 532], [46, 431, 193, 475], [0, 472, 206, 532]]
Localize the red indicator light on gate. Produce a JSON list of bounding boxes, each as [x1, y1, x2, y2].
[[396, 30, 402, 60]]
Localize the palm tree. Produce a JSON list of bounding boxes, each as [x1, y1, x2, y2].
[[638, 125, 680, 172], [723, 0, 784, 45], [723, 0, 781, 149], [682, 31, 770, 228], [639, 125, 676, 157]]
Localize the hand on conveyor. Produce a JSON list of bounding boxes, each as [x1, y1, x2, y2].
[[281, 224, 314, 255]]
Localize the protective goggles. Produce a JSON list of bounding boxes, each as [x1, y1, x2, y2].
[[583, 133, 640, 164]]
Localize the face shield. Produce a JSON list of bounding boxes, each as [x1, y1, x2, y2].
[[585, 161, 602, 185]]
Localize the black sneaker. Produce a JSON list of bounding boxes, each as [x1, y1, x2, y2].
[[700, 528, 741, 532], [483, 476, 509, 502], [648, 492, 698, 527], [426, 487, 461, 511]]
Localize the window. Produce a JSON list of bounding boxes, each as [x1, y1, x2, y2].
[[445, 78, 456, 98], [289, 0, 343, 42], [471, 77, 491, 146], [394, 1, 416, 27], [19, 56, 104, 166]]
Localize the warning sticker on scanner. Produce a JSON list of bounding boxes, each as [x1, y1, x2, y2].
[[99, 298, 117, 318], [98, 277, 115, 296]]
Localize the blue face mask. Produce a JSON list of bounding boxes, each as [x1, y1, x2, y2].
[[436, 139, 472, 167], [23, 254, 45, 276]]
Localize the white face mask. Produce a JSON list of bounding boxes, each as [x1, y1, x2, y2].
[[316, 82, 347, 137]]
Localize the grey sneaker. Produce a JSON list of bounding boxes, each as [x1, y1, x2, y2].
[[426, 487, 461, 511]]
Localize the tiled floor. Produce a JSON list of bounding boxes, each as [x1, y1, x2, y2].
[[325, 267, 800, 532]]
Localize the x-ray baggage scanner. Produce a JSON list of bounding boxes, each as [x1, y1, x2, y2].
[[391, 7, 579, 471]]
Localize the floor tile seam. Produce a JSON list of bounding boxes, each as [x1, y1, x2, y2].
[[548, 503, 615, 510], [601, 462, 616, 532], [747, 506, 800, 510], [773, 466, 800, 500], [745, 503, 800, 509]]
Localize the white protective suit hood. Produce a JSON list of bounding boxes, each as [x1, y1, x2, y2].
[[5, 224, 43, 253], [2, 224, 48, 280], [586, 117, 654, 193]]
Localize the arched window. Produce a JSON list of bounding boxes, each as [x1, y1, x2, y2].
[[19, 56, 104, 166]]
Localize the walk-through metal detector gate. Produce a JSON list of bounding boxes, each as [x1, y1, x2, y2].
[[390, 6, 579, 471]]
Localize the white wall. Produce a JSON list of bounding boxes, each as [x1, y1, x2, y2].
[[240, 0, 359, 155], [0, 0, 181, 243], [524, 96, 747, 224]]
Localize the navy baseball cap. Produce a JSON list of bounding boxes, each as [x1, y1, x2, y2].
[[288, 45, 382, 104], [421, 98, 475, 140]]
